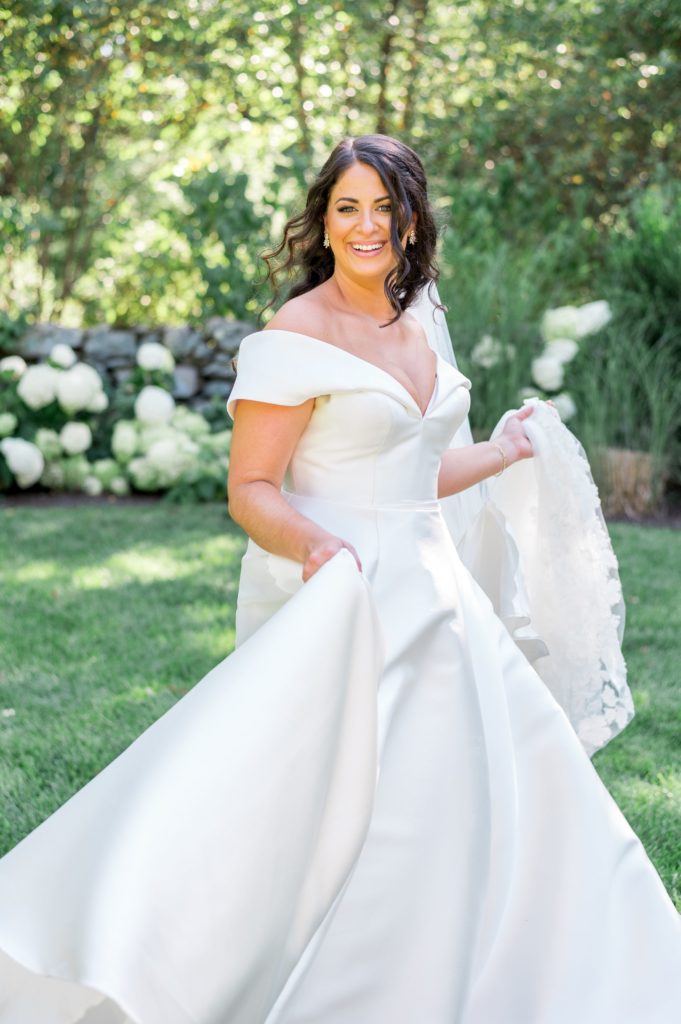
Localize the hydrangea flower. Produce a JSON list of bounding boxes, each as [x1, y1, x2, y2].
[[470, 334, 515, 369], [540, 306, 581, 343], [49, 343, 77, 369], [0, 412, 17, 438], [134, 385, 175, 424], [110, 475, 130, 496], [0, 355, 27, 378], [128, 456, 159, 491], [0, 437, 45, 488], [17, 364, 60, 409], [541, 300, 612, 344], [200, 429, 231, 450], [57, 363, 104, 413], [137, 423, 177, 451], [83, 475, 103, 496], [40, 461, 66, 489], [87, 390, 109, 413], [552, 392, 577, 422], [137, 341, 175, 373], [171, 406, 211, 439], [531, 354, 564, 392], [544, 338, 579, 364], [92, 458, 120, 489], [34, 428, 62, 460], [574, 300, 612, 339], [146, 435, 199, 486], [112, 420, 139, 462], [60, 422, 93, 455]]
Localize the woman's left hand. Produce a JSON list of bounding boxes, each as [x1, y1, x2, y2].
[[498, 405, 536, 464], [498, 399, 557, 465]]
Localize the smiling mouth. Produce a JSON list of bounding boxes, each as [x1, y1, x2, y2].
[[349, 242, 387, 253]]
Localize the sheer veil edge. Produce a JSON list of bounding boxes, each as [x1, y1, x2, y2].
[[409, 282, 633, 756]]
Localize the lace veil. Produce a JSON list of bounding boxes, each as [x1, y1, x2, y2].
[[410, 283, 633, 756]]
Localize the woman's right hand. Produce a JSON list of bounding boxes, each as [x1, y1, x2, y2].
[[302, 535, 363, 582]]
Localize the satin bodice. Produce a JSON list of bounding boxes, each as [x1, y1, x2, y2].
[[227, 330, 472, 506]]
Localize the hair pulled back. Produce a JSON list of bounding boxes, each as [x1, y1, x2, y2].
[[259, 134, 443, 326]]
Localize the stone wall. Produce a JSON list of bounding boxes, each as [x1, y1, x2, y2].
[[17, 317, 255, 416]]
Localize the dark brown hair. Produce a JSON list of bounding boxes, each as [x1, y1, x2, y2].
[[258, 134, 443, 326]]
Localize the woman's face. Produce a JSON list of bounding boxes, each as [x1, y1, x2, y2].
[[323, 161, 415, 282]]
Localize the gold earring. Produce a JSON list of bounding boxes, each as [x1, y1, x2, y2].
[[409, 229, 417, 245], [323, 228, 330, 248]]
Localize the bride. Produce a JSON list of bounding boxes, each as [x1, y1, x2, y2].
[[0, 134, 679, 1023]]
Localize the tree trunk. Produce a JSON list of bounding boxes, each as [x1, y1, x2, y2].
[[376, 0, 401, 136], [402, 0, 429, 138]]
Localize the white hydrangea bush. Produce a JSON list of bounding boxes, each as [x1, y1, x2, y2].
[[56, 363, 105, 414], [17, 364, 61, 410], [136, 341, 175, 374], [0, 340, 115, 493], [523, 298, 612, 421], [34, 428, 62, 460], [49, 344, 78, 369], [0, 437, 44, 488], [118, 415, 230, 501], [468, 297, 612, 430], [0, 412, 18, 438], [134, 385, 175, 424], [1, 334, 229, 500], [103, 385, 231, 500], [59, 421, 93, 455], [0, 355, 27, 379]]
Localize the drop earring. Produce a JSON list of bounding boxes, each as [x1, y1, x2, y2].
[[409, 229, 417, 245], [323, 228, 330, 248]]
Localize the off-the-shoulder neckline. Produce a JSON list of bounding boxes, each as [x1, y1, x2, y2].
[[242, 327, 451, 419]]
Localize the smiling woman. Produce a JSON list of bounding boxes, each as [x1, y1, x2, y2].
[[260, 134, 441, 327]]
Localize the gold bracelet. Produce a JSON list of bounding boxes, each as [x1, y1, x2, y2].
[[489, 441, 506, 477]]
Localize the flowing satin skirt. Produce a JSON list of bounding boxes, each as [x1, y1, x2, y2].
[[0, 498, 680, 1023]]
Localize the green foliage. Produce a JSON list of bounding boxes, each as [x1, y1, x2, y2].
[[180, 169, 268, 319], [569, 321, 681, 488], [439, 217, 597, 432], [1, 0, 679, 326], [604, 179, 681, 350], [164, 454, 228, 504], [0, 454, 12, 490], [0, 309, 31, 357]]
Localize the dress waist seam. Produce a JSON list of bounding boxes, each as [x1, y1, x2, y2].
[[282, 489, 441, 513]]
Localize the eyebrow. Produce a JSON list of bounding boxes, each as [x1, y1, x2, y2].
[[334, 195, 391, 203]]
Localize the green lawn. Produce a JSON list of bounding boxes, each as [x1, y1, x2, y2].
[[0, 504, 679, 908]]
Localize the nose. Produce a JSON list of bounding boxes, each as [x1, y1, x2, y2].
[[358, 207, 377, 234]]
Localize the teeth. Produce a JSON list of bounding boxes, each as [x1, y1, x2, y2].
[[352, 243, 384, 251]]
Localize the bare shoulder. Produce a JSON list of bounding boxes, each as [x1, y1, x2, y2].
[[264, 288, 329, 340]]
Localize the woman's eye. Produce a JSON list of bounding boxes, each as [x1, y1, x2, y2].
[[337, 204, 392, 214]]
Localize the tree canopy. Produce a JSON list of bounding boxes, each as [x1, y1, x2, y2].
[[1, 0, 679, 325]]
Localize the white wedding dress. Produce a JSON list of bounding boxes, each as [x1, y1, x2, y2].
[[1, 302, 680, 1023]]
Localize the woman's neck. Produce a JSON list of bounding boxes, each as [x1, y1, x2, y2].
[[327, 272, 395, 325]]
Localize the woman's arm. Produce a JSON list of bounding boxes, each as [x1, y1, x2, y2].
[[228, 398, 363, 581], [437, 405, 535, 498]]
